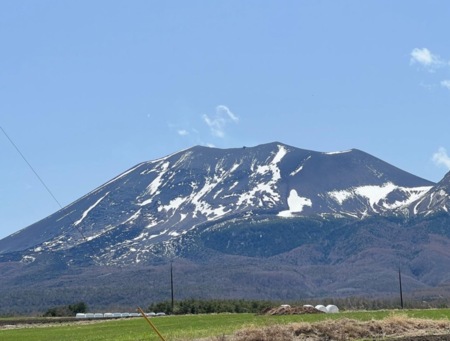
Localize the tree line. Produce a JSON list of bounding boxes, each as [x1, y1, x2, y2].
[[148, 299, 274, 315], [6, 295, 448, 318], [43, 302, 88, 317], [148, 296, 448, 315]]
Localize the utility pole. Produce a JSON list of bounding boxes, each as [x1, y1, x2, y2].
[[170, 260, 174, 312], [398, 268, 404, 309]]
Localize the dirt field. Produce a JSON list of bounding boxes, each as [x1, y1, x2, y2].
[[211, 315, 450, 341]]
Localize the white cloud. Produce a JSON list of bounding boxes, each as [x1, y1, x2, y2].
[[432, 147, 450, 170], [177, 129, 189, 136], [203, 105, 239, 138], [410, 48, 443, 69], [441, 80, 450, 90], [216, 105, 239, 122]]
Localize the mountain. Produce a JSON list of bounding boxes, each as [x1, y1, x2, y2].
[[1, 142, 449, 314], [0, 142, 434, 263], [407, 171, 450, 216]]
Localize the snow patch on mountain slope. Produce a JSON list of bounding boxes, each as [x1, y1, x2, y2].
[[290, 165, 304, 176], [354, 183, 398, 209], [278, 189, 312, 217], [323, 150, 351, 155], [145, 219, 159, 229], [21, 255, 35, 264], [173, 150, 194, 168], [413, 188, 449, 215], [147, 162, 170, 196], [323, 150, 352, 155], [149, 229, 169, 240], [144, 146, 191, 167], [384, 186, 432, 209], [290, 156, 312, 176], [190, 178, 221, 216], [74, 192, 110, 226], [328, 190, 354, 205], [123, 209, 142, 224], [273, 145, 288, 163], [158, 197, 187, 212], [229, 181, 239, 190], [328, 183, 432, 212], [229, 162, 241, 173], [366, 165, 384, 179], [180, 161, 241, 220], [238, 145, 287, 207], [237, 182, 278, 207], [137, 161, 172, 207], [86, 225, 116, 241]]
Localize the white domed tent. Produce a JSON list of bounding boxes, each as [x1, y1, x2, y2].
[[315, 304, 327, 313], [326, 305, 339, 313]]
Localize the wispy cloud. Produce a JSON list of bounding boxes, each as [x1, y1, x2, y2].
[[440, 80, 450, 90], [410, 48, 450, 92], [410, 48, 444, 70], [203, 105, 239, 138], [177, 129, 189, 136], [432, 147, 450, 170]]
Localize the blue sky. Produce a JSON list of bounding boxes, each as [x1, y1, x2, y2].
[[1, 1, 450, 239]]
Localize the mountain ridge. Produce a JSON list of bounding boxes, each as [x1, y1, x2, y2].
[[0, 142, 437, 259]]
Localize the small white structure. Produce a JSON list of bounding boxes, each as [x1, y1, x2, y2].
[[75, 311, 158, 319], [280, 304, 291, 308], [314, 305, 328, 313], [326, 305, 339, 313], [146, 312, 156, 317], [303, 304, 314, 308]]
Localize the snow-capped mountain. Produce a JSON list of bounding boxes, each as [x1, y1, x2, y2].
[[0, 142, 436, 264], [3, 142, 450, 314], [408, 171, 450, 216]]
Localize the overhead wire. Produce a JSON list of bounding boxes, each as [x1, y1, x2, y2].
[[0, 125, 94, 255], [1, 125, 63, 209]]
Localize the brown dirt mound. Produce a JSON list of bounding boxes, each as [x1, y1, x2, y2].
[[262, 305, 324, 315]]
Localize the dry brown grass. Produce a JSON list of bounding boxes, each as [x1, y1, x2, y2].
[[204, 315, 450, 341], [262, 306, 325, 316]]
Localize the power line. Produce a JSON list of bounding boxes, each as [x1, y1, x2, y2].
[[1, 125, 62, 209], [1, 125, 94, 253]]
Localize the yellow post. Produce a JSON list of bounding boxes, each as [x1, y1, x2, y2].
[[137, 306, 167, 341]]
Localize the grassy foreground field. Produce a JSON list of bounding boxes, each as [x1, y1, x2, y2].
[[1, 309, 450, 341]]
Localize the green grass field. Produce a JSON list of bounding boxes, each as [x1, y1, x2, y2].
[[1, 309, 450, 341]]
